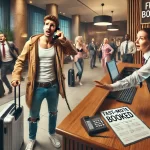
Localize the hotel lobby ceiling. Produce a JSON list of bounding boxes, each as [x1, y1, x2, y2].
[[30, 0, 127, 22]]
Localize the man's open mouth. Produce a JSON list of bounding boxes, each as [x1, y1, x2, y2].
[[136, 45, 140, 49], [46, 31, 50, 34]]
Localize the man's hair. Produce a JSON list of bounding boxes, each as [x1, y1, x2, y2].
[[141, 28, 150, 40], [0, 33, 6, 38], [125, 34, 130, 37], [43, 15, 59, 28], [111, 38, 114, 42]]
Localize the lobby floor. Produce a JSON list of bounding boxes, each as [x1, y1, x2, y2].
[[0, 58, 106, 150]]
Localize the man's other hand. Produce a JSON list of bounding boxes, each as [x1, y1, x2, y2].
[[11, 80, 20, 87]]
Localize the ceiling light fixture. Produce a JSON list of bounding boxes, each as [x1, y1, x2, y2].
[[107, 11, 119, 31], [96, 31, 107, 34], [94, 3, 112, 26], [77, 0, 112, 25]]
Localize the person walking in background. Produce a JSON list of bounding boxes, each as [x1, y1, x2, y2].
[[120, 34, 136, 63], [94, 28, 150, 92], [74, 36, 88, 85], [11, 15, 77, 150], [109, 38, 117, 61], [88, 38, 98, 69], [98, 42, 103, 62], [116, 38, 121, 61], [101, 38, 114, 73], [0, 33, 19, 94]]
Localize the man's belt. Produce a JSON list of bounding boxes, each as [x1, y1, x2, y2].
[[35, 79, 57, 88]]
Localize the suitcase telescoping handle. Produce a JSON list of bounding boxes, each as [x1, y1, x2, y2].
[[72, 60, 74, 69], [14, 84, 20, 111]]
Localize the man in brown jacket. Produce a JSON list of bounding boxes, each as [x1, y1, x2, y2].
[[11, 15, 77, 150]]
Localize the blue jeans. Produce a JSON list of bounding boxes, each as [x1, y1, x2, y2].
[[75, 58, 84, 81], [28, 83, 59, 140]]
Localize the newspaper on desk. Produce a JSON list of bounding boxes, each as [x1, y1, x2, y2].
[[101, 106, 150, 146]]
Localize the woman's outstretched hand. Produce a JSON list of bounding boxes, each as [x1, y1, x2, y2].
[[94, 80, 113, 91]]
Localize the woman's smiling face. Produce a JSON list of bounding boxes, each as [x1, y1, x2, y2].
[[135, 30, 150, 53]]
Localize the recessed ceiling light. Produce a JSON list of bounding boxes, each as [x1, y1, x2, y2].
[[63, 13, 65, 15], [60, 12, 62, 14], [29, 0, 32, 4]]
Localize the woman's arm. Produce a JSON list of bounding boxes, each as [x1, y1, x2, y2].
[[82, 43, 88, 52]]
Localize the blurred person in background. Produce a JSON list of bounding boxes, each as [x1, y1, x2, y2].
[[116, 38, 121, 61], [88, 38, 98, 69], [109, 38, 117, 61], [120, 34, 136, 63], [101, 38, 114, 73], [0, 33, 19, 94], [74, 36, 88, 85]]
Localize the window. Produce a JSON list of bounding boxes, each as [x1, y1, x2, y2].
[[0, 0, 10, 31], [59, 15, 71, 40], [27, 5, 46, 38]]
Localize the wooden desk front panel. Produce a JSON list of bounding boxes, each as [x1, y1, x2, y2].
[[56, 63, 150, 150]]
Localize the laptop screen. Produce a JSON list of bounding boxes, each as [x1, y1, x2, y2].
[[106, 60, 119, 83]]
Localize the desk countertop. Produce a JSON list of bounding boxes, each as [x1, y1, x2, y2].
[[56, 63, 150, 150]]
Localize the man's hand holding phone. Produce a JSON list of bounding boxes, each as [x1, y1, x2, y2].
[[56, 30, 65, 40]]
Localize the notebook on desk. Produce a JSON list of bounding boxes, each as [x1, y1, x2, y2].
[[106, 60, 137, 104]]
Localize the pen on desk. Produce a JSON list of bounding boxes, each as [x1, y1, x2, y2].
[[91, 135, 112, 138], [140, 82, 142, 88]]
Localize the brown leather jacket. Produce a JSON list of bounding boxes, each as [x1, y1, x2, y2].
[[12, 34, 77, 109]]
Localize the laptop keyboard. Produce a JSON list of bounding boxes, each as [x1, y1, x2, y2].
[[108, 87, 137, 104]]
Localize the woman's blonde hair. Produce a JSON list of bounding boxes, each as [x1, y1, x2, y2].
[[75, 36, 83, 44], [103, 38, 108, 43]]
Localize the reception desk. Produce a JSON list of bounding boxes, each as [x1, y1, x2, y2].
[[56, 63, 150, 150]]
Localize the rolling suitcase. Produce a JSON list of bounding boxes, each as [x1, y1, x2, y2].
[[0, 79, 5, 97], [0, 85, 24, 150], [68, 61, 75, 87]]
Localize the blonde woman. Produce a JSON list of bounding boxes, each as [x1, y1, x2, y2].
[[101, 38, 114, 72], [74, 36, 87, 85]]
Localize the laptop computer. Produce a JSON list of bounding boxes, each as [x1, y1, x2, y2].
[[106, 59, 122, 83], [106, 59, 137, 104]]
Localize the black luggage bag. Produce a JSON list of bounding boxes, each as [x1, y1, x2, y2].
[[68, 68, 75, 87], [68, 59, 75, 87]]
